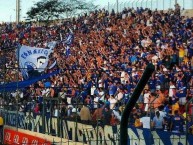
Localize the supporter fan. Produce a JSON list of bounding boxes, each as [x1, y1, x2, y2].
[[79, 103, 92, 124], [170, 110, 184, 133], [152, 111, 164, 131]]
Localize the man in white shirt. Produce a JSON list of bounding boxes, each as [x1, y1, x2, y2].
[[108, 95, 117, 109], [98, 88, 105, 101], [140, 115, 151, 129], [116, 89, 124, 102], [143, 89, 150, 112], [91, 85, 96, 96], [169, 81, 176, 97], [121, 71, 126, 84], [93, 95, 99, 109]]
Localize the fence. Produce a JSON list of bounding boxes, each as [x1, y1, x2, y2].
[[101, 0, 193, 13], [1, 96, 193, 145], [1, 107, 193, 145]]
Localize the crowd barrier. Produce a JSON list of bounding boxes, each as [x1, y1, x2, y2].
[[1, 110, 193, 145]]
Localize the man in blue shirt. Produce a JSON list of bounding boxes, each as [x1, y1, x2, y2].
[[148, 77, 156, 93], [170, 110, 184, 133], [108, 81, 117, 96], [176, 82, 187, 106]]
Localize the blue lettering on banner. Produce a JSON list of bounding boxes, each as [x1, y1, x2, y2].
[[44, 50, 48, 56], [24, 52, 28, 58], [33, 49, 37, 54], [21, 54, 26, 59], [1, 110, 26, 129], [38, 49, 41, 54], [20, 49, 49, 60], [27, 50, 32, 55]]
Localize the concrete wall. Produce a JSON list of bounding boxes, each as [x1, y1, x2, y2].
[[181, 9, 193, 17]]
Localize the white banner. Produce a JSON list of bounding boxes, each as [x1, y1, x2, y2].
[[18, 42, 57, 79]]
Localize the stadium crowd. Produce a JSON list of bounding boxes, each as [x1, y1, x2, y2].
[[0, 4, 193, 134]]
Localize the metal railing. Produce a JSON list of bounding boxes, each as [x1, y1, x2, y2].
[[102, 0, 193, 13], [1, 100, 193, 144]]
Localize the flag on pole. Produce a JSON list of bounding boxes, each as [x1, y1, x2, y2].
[[17, 41, 57, 79], [63, 30, 74, 56]]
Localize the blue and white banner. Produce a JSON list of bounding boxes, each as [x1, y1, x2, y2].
[[63, 28, 74, 46], [1, 109, 193, 145], [64, 33, 74, 46], [18, 41, 57, 79], [62, 30, 74, 56]]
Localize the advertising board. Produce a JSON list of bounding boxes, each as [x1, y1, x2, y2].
[[4, 129, 51, 145]]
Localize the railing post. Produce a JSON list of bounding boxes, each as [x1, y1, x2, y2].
[[146, 0, 148, 8], [108, 2, 110, 12], [57, 99, 60, 137], [117, 0, 119, 13], [42, 98, 45, 134], [183, 0, 184, 9]]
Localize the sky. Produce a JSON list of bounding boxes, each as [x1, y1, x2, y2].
[[0, 0, 110, 22], [0, 0, 192, 22], [0, 0, 42, 22]]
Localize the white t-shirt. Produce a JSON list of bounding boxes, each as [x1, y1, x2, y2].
[[41, 89, 46, 96], [42, 88, 50, 97], [54, 109, 59, 117], [98, 79, 103, 88], [152, 55, 158, 63], [159, 111, 166, 118], [140, 117, 151, 129], [94, 97, 99, 108], [67, 97, 72, 105], [122, 13, 126, 19], [108, 98, 117, 109], [91, 86, 96, 95], [144, 93, 150, 104], [19, 92, 23, 98], [116, 92, 123, 101], [11, 92, 17, 97], [146, 19, 153, 27], [121, 71, 126, 83], [156, 39, 161, 46], [99, 91, 105, 101], [169, 85, 176, 97], [141, 39, 146, 47]]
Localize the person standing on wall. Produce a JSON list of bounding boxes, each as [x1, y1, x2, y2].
[[0, 113, 4, 143]]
